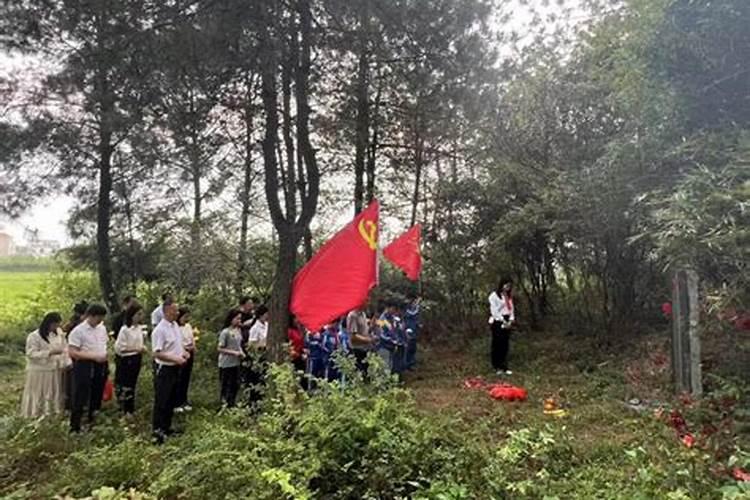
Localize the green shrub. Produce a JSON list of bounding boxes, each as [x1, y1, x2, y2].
[[0, 417, 76, 495], [51, 438, 157, 497]]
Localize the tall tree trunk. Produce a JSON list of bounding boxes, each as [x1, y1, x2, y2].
[[237, 89, 255, 294], [94, 14, 117, 313], [353, 0, 370, 214], [366, 64, 381, 205], [97, 132, 117, 313], [410, 135, 423, 228], [190, 149, 202, 291], [121, 183, 138, 294], [261, 0, 319, 362], [303, 226, 313, 261]]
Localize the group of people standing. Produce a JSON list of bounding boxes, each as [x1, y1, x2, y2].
[[19, 303, 112, 432], [19, 293, 200, 442], [290, 297, 422, 388], [19, 291, 422, 444]]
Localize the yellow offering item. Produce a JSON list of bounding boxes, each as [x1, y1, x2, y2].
[[543, 409, 568, 418]]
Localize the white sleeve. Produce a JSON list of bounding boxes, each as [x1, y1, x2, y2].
[[68, 326, 83, 348], [489, 293, 503, 321], [151, 307, 160, 327], [115, 326, 129, 353], [248, 324, 259, 343], [26, 332, 50, 359], [152, 325, 166, 353]]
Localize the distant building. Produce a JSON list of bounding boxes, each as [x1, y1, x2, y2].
[[0, 231, 13, 257]]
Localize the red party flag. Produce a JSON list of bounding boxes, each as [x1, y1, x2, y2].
[[383, 224, 422, 281], [290, 201, 379, 331]]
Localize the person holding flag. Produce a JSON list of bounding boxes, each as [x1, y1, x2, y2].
[[346, 307, 374, 379]]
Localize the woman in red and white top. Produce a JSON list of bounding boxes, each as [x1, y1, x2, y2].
[[489, 277, 515, 376]]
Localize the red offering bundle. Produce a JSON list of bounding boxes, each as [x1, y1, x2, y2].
[[487, 383, 528, 402], [462, 376, 528, 402]]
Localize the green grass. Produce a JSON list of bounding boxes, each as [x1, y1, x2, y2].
[[0, 271, 48, 330], [0, 299, 746, 498], [0, 271, 47, 302]]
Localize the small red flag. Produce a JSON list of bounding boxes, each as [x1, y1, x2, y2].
[[290, 201, 379, 331], [383, 224, 422, 281]]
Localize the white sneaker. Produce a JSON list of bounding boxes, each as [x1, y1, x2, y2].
[[183, 405, 193, 412], [504, 370, 513, 375], [174, 406, 185, 413], [495, 370, 504, 376]]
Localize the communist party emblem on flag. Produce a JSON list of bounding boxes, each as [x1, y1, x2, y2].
[[290, 200, 379, 331], [383, 224, 422, 281]]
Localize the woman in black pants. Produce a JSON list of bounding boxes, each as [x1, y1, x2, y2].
[[489, 277, 515, 376], [114, 304, 147, 415]]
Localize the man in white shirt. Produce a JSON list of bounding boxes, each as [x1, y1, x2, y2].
[[150, 292, 173, 328], [68, 303, 109, 433], [151, 302, 188, 443]]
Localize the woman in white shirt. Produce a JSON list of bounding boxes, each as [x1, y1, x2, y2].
[[246, 305, 269, 404], [489, 277, 515, 376], [21, 312, 66, 418], [114, 304, 147, 415], [174, 307, 196, 412], [247, 306, 269, 349]]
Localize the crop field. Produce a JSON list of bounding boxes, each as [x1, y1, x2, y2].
[[0, 271, 47, 326]]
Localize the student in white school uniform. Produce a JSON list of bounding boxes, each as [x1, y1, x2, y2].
[[67, 304, 109, 433], [20, 312, 66, 418], [174, 307, 196, 412], [489, 277, 516, 376], [114, 303, 147, 416], [151, 302, 189, 444]]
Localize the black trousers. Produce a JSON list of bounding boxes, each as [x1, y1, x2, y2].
[[115, 354, 142, 414], [174, 352, 194, 408], [490, 322, 511, 371], [62, 365, 73, 411], [70, 360, 107, 432], [352, 348, 369, 381], [220, 366, 240, 407], [246, 354, 267, 404], [152, 364, 180, 434], [292, 357, 307, 389]]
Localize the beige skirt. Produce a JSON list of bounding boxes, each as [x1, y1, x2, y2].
[[20, 369, 63, 418]]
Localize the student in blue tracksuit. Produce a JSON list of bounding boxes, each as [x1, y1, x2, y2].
[[322, 324, 340, 382], [377, 304, 404, 375], [305, 329, 327, 390], [391, 312, 407, 376], [404, 296, 421, 370], [331, 319, 352, 385]]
